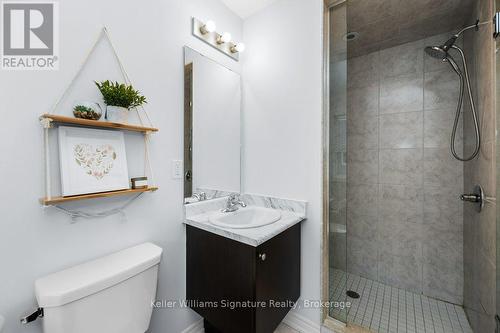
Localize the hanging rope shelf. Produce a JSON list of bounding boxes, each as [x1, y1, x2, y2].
[[40, 114, 159, 133], [40, 27, 159, 214]]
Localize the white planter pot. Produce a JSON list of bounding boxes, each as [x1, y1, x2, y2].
[[106, 105, 129, 123]]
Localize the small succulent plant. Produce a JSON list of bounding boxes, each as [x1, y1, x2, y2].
[[73, 105, 102, 120]]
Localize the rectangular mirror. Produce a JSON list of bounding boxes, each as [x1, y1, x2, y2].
[[183, 47, 241, 204]]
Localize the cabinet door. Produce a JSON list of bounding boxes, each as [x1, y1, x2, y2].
[[186, 226, 256, 333], [255, 223, 301, 333]]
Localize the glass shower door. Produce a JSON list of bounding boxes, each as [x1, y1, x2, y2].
[[496, 1, 500, 330], [327, 1, 348, 323]]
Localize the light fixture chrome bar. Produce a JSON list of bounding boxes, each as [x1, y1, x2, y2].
[[192, 17, 240, 61]]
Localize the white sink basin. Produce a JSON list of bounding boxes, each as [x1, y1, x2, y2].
[[209, 207, 281, 229]]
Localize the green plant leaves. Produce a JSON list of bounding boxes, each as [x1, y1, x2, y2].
[[94, 80, 147, 109]]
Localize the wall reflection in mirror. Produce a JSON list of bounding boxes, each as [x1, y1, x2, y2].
[[183, 47, 241, 204]]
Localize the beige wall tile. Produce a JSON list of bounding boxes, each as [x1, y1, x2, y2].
[[424, 68, 461, 110], [379, 112, 423, 148], [379, 148, 423, 186], [424, 109, 463, 148], [380, 74, 424, 114], [347, 149, 379, 185]]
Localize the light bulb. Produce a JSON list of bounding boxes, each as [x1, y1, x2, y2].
[[231, 42, 246, 53], [221, 32, 232, 43], [236, 43, 245, 52], [205, 20, 216, 32], [217, 32, 232, 44], [200, 20, 216, 34]]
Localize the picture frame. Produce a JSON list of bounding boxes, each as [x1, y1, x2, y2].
[[58, 126, 130, 196]]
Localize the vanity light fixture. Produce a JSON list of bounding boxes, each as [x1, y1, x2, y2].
[[199, 20, 216, 35], [230, 42, 246, 54], [192, 17, 244, 61], [217, 32, 232, 45]]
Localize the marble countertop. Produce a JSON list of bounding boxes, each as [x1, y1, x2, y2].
[[184, 207, 305, 247]]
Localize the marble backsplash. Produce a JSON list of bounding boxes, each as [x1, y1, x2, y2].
[[195, 188, 233, 200]]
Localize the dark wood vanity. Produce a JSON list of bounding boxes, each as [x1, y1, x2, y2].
[[186, 223, 301, 333]]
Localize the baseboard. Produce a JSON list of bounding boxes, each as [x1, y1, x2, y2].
[[283, 310, 321, 333], [181, 319, 204, 333], [180, 311, 321, 333]]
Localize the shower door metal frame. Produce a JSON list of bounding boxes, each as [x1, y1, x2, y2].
[[321, 0, 348, 331]]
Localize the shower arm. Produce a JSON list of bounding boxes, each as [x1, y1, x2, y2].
[[454, 20, 490, 38]]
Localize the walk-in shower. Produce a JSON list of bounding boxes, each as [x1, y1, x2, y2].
[[325, 0, 498, 332], [424, 22, 488, 161]]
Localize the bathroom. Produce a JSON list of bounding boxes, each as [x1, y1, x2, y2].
[[0, 0, 497, 333]]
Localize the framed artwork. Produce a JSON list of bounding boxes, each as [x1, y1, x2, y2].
[[58, 126, 130, 196]]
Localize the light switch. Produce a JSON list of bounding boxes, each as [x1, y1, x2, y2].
[[172, 160, 183, 179]]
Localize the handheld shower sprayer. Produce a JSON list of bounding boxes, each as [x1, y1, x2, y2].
[[424, 20, 487, 161]]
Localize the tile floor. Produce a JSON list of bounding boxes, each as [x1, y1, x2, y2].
[[329, 269, 473, 333]]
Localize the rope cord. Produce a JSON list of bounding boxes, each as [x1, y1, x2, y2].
[[41, 118, 52, 199], [144, 133, 155, 185], [50, 29, 108, 115], [49, 27, 154, 128], [102, 27, 146, 127], [51, 193, 144, 222]]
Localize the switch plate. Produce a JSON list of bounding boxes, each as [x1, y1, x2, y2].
[[172, 160, 183, 179]]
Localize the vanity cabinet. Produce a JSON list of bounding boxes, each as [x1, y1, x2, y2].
[[186, 223, 301, 333]]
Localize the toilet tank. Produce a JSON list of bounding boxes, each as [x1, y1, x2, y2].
[[35, 243, 162, 333]]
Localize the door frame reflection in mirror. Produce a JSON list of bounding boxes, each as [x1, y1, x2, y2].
[[183, 46, 242, 205]]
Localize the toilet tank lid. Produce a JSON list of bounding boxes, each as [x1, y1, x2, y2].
[[35, 243, 162, 308]]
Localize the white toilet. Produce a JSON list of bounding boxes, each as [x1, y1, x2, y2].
[[34, 243, 162, 333]]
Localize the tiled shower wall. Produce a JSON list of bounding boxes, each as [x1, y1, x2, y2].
[[462, 0, 497, 331], [345, 33, 465, 304]]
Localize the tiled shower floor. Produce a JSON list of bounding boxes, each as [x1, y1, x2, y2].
[[329, 269, 473, 333]]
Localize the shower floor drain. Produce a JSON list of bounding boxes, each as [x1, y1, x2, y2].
[[346, 290, 360, 299]]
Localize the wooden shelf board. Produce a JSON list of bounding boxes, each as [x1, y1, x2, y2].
[[41, 114, 158, 133], [40, 187, 158, 205]]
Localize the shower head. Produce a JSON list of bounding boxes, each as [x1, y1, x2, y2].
[[425, 46, 448, 60], [424, 36, 458, 61]]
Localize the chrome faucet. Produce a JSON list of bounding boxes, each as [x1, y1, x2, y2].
[[222, 193, 247, 213], [192, 192, 207, 202]]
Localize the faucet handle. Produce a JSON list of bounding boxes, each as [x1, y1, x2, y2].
[[230, 193, 246, 207], [228, 193, 240, 201]]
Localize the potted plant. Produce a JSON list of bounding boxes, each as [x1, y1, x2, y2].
[[95, 80, 147, 123], [73, 102, 102, 120]]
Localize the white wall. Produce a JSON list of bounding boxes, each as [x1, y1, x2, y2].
[[241, 0, 324, 325], [0, 1, 241, 333]]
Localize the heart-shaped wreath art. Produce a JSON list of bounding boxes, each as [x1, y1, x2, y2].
[[74, 144, 117, 180]]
